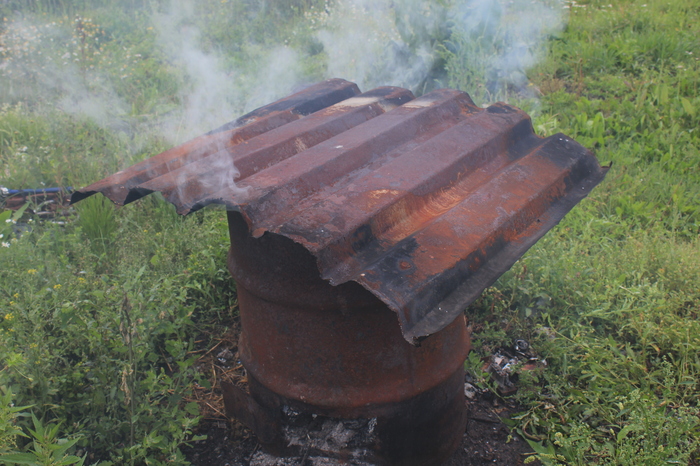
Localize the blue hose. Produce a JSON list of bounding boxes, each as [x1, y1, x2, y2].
[[3, 187, 73, 195]]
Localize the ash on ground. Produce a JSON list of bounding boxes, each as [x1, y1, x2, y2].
[[250, 450, 375, 466], [186, 390, 539, 466], [282, 409, 377, 462], [184, 322, 541, 465]]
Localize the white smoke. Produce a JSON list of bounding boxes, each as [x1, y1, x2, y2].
[[0, 0, 567, 137], [145, 0, 568, 206], [152, 0, 311, 140], [243, 46, 303, 112], [312, 0, 568, 101], [447, 0, 568, 101], [311, 0, 445, 92], [0, 0, 568, 195], [0, 18, 127, 130], [152, 0, 238, 142], [148, 0, 567, 129]]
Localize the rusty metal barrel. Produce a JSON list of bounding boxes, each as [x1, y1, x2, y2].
[[225, 210, 470, 465]]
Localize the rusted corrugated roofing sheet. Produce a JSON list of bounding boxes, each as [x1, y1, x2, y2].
[[73, 78, 608, 342]]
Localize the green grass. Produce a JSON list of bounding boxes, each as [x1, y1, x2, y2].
[[1, 0, 699, 464], [460, 0, 700, 463]]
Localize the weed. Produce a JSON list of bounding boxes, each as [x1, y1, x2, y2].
[[0, 204, 29, 246], [0, 203, 230, 463], [0, 414, 85, 466], [0, 388, 30, 456], [76, 194, 117, 251]]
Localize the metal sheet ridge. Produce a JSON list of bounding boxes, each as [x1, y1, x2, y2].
[[70, 78, 362, 206], [72, 80, 608, 342]]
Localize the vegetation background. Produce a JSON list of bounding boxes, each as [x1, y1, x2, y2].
[[0, 0, 698, 464]]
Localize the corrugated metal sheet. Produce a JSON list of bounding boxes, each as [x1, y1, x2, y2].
[[73, 78, 608, 342]]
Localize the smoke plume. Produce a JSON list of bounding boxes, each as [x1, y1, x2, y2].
[[312, 0, 568, 101], [0, 17, 127, 130], [0, 0, 567, 196]]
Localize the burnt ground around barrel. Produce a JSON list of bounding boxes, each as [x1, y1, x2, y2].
[[184, 319, 539, 466], [184, 398, 538, 466]]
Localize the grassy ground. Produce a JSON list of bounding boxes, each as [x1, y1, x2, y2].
[[456, 0, 700, 463], [1, 0, 699, 465]]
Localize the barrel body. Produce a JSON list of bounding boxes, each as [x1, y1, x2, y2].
[[227, 211, 470, 465]]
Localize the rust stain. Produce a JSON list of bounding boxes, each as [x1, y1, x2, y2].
[[73, 79, 608, 342]]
